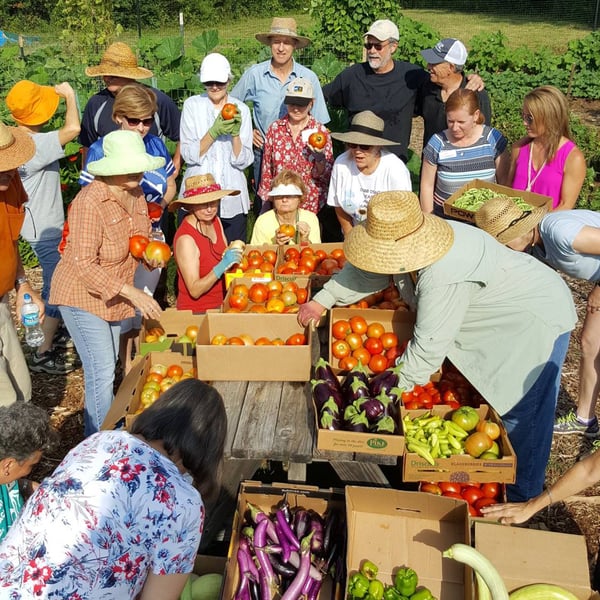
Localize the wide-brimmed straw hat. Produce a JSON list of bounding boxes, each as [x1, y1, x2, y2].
[[474, 196, 547, 245], [169, 174, 240, 212], [331, 111, 397, 147], [0, 122, 35, 171], [344, 191, 454, 274], [6, 80, 60, 126], [85, 42, 153, 79], [87, 130, 165, 177], [255, 17, 310, 49]]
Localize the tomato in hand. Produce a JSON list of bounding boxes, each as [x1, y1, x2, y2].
[[278, 224, 296, 238], [147, 202, 163, 220], [144, 240, 172, 263], [221, 103, 238, 120], [308, 131, 327, 150], [129, 235, 149, 259]]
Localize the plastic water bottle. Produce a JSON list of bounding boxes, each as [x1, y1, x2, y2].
[[150, 223, 165, 242], [21, 293, 45, 347]]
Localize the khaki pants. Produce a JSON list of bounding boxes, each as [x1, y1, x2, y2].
[[0, 295, 31, 405]]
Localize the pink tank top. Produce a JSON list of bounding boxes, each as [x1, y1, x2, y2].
[[174, 217, 226, 312], [512, 140, 576, 209]]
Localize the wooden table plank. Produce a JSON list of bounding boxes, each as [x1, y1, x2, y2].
[[329, 461, 391, 486], [211, 380, 249, 459]]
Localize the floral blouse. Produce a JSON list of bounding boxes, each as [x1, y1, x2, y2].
[[0, 431, 203, 598], [258, 115, 333, 213]]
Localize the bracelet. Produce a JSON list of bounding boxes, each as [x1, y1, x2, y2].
[[15, 276, 28, 289], [546, 488, 554, 505]]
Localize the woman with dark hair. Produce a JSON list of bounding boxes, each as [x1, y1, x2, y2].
[[420, 88, 509, 216], [0, 402, 55, 541], [0, 379, 227, 600]]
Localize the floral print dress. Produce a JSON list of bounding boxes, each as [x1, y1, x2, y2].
[[0, 431, 203, 599]]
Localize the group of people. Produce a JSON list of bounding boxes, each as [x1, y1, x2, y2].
[[0, 13, 597, 595]]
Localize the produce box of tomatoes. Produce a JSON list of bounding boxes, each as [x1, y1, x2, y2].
[[195, 312, 311, 381], [274, 243, 345, 284], [329, 308, 415, 375], [224, 245, 277, 289], [339, 278, 410, 311], [401, 405, 516, 483], [419, 480, 505, 517], [222, 278, 310, 314], [101, 351, 195, 431], [139, 309, 205, 356]]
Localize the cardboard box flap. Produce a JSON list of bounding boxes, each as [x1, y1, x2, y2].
[[345, 487, 469, 599], [474, 521, 592, 599]]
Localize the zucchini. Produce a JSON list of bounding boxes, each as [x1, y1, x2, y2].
[[509, 584, 579, 599]]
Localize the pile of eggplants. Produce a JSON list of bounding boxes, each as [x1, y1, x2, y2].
[[234, 496, 345, 600], [311, 357, 403, 434]]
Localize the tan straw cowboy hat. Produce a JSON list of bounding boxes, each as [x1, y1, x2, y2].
[[474, 196, 547, 245], [170, 174, 240, 212], [255, 17, 310, 49], [344, 191, 454, 274], [331, 111, 398, 147], [0, 122, 35, 171], [85, 42, 153, 79]]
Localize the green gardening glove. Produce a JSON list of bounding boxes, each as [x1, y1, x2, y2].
[[222, 112, 242, 137], [208, 113, 229, 139]]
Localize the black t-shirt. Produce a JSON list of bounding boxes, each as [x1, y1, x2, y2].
[[417, 74, 492, 147], [323, 60, 428, 162]]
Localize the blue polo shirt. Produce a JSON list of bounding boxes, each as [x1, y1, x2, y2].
[[231, 59, 330, 136]]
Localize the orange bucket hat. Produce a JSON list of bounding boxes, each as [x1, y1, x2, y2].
[[6, 80, 60, 126]]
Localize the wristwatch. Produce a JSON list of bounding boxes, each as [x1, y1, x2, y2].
[[15, 276, 28, 288]]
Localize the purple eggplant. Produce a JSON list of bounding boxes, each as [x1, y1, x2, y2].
[[280, 532, 314, 600], [308, 511, 324, 555], [346, 379, 371, 406], [361, 397, 385, 423], [311, 379, 343, 413], [344, 407, 369, 432], [368, 362, 403, 396], [253, 518, 279, 600], [293, 509, 310, 541], [276, 496, 292, 525], [314, 357, 341, 393], [319, 397, 342, 430], [276, 509, 300, 551], [341, 362, 370, 396]]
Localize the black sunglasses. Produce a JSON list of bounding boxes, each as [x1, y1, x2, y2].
[[364, 41, 391, 51], [347, 143, 373, 151], [124, 116, 154, 127], [522, 113, 534, 125], [204, 81, 227, 88]]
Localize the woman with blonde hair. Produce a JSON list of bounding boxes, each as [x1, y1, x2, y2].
[[251, 169, 321, 245], [510, 85, 586, 211]]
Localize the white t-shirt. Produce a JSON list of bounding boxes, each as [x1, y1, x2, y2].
[[327, 149, 412, 224]]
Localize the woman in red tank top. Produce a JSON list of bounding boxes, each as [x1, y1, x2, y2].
[[171, 174, 242, 312]]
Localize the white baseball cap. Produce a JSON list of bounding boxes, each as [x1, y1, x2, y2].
[[364, 19, 399, 42], [421, 38, 468, 67], [199, 53, 231, 83]]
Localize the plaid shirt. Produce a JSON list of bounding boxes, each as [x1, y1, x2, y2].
[[50, 180, 151, 321]]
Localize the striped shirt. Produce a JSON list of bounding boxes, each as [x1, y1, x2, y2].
[[423, 125, 507, 211]]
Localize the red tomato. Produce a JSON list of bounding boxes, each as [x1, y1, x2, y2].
[[129, 235, 149, 259], [442, 492, 464, 501], [296, 288, 308, 304], [418, 392, 433, 408], [221, 103, 238, 120], [144, 240, 172, 263], [368, 354, 388, 373], [385, 345, 402, 366], [352, 347, 371, 366], [481, 482, 500, 499], [308, 131, 327, 150], [147, 202, 163, 220], [439, 482, 462, 495], [332, 320, 351, 340], [338, 356, 358, 371], [167, 364, 184, 379], [380, 332, 399, 349], [278, 224, 296, 238], [286, 333, 306, 346], [461, 486, 485, 506], [248, 283, 269, 304], [229, 294, 249, 311], [474, 497, 498, 511], [332, 339, 351, 359], [405, 400, 422, 410], [344, 332, 363, 351], [262, 249, 277, 265], [443, 389, 461, 405], [364, 337, 383, 355], [420, 482, 442, 495], [366, 322, 385, 339], [349, 316, 368, 335], [468, 504, 479, 517]]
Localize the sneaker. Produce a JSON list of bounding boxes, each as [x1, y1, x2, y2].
[[553, 411, 600, 438], [53, 328, 74, 350], [27, 349, 78, 375]]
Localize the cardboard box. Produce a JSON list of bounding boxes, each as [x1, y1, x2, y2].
[[222, 277, 310, 313], [222, 481, 344, 600], [101, 351, 195, 431], [329, 308, 415, 375], [443, 179, 552, 224], [140, 309, 205, 356], [401, 405, 517, 483], [195, 312, 311, 381], [275, 242, 344, 284], [345, 486, 471, 600], [474, 521, 596, 599]]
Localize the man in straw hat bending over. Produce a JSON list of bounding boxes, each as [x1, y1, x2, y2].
[[298, 191, 576, 503], [0, 122, 40, 405], [476, 196, 600, 440], [232, 17, 330, 201], [81, 42, 181, 173]]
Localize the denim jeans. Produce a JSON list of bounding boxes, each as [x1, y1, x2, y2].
[[28, 237, 62, 319], [502, 331, 571, 502], [59, 306, 120, 436]]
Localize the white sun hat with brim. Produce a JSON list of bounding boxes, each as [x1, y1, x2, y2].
[[86, 130, 165, 177]]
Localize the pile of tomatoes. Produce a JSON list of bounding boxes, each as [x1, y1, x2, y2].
[[419, 481, 502, 517], [276, 246, 345, 276], [330, 316, 407, 374], [137, 362, 195, 410], [225, 280, 309, 313], [209, 333, 306, 346], [234, 248, 278, 275], [344, 280, 410, 311]]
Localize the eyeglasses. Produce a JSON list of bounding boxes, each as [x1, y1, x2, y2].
[[204, 81, 228, 88], [347, 143, 373, 151], [522, 113, 534, 125], [124, 116, 154, 127], [494, 210, 532, 239], [364, 41, 391, 51]]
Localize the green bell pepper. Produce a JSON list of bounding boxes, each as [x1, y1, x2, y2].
[[409, 587, 436, 600], [394, 568, 418, 597], [383, 585, 409, 600], [360, 559, 379, 581], [348, 572, 370, 599], [366, 579, 385, 600]]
